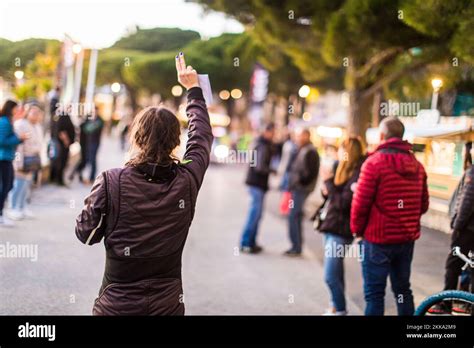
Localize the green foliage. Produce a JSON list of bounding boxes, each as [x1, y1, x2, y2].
[[195, 0, 474, 135], [112, 27, 200, 52], [0, 38, 60, 78]]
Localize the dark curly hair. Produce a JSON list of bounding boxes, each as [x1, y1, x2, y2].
[[127, 106, 181, 166]]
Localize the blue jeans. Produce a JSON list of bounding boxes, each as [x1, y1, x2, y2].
[[288, 190, 308, 253], [323, 233, 353, 312], [11, 177, 31, 211], [87, 142, 100, 181], [240, 186, 265, 248], [361, 240, 415, 316]]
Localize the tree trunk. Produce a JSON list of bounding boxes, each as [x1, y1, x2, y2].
[[348, 88, 372, 140], [371, 88, 383, 128], [127, 86, 139, 114]]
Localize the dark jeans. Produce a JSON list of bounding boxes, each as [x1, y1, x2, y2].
[[288, 190, 308, 253], [0, 160, 14, 215], [87, 142, 100, 181], [71, 143, 88, 180], [51, 145, 69, 185], [361, 240, 415, 316], [240, 186, 265, 248], [444, 230, 474, 291]]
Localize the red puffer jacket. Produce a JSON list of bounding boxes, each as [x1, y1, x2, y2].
[[350, 138, 429, 244]]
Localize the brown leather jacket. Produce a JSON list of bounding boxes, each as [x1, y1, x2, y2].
[[75, 87, 213, 315]]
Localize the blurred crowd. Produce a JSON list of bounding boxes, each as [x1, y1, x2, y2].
[[239, 117, 474, 316], [0, 92, 105, 226]]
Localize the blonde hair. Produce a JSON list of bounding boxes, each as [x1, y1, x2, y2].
[[334, 137, 364, 186]]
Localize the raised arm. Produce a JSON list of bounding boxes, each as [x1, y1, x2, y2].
[[176, 53, 213, 189]]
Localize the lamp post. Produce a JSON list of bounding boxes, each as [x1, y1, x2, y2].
[[14, 70, 24, 86], [430, 78, 443, 110], [171, 85, 183, 110], [109, 82, 121, 134], [298, 85, 310, 117], [219, 89, 240, 118]]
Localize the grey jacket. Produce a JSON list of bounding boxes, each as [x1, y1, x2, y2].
[[288, 143, 320, 193]]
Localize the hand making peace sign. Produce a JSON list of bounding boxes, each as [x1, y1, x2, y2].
[[175, 52, 200, 90]]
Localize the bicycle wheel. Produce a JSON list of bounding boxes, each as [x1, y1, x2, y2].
[[415, 290, 474, 316]]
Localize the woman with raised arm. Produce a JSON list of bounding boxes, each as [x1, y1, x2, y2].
[[75, 53, 213, 315]]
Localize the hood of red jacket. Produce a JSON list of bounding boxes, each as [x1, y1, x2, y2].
[[374, 138, 420, 178]]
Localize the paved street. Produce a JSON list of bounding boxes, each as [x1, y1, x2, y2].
[[0, 135, 450, 315]]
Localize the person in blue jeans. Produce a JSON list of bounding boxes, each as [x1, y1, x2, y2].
[[361, 240, 415, 315], [285, 128, 319, 256], [350, 117, 430, 316], [240, 124, 275, 254], [317, 137, 364, 314], [0, 100, 28, 227]]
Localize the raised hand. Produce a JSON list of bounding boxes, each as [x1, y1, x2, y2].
[[175, 52, 200, 90]]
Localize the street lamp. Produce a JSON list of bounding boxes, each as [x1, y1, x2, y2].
[[171, 85, 183, 97], [230, 88, 242, 99], [171, 85, 183, 110], [219, 90, 230, 100], [111, 82, 121, 94], [14, 70, 24, 80], [298, 85, 310, 99], [430, 78, 443, 110], [72, 43, 82, 55], [298, 85, 311, 117], [109, 82, 122, 134]]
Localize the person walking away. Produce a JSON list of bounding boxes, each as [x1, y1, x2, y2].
[[9, 104, 44, 220], [50, 110, 75, 186], [240, 123, 275, 254], [429, 143, 474, 315], [75, 53, 213, 315], [83, 109, 104, 182], [69, 115, 89, 183], [318, 137, 365, 315], [350, 116, 429, 316], [285, 128, 319, 256], [0, 100, 29, 227]]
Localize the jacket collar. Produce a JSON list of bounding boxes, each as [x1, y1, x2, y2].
[[375, 138, 413, 153]]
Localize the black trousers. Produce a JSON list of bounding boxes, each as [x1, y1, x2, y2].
[[0, 160, 14, 215], [444, 229, 474, 291], [51, 145, 70, 185]]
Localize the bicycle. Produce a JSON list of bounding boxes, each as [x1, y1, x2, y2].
[[415, 247, 474, 316]]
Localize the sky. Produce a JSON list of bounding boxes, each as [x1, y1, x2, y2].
[[0, 0, 244, 48]]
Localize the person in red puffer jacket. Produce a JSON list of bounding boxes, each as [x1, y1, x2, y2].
[[351, 116, 429, 316]]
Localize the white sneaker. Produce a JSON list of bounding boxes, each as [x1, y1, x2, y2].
[[323, 308, 347, 316], [22, 208, 35, 219], [7, 209, 24, 221], [0, 215, 15, 227]]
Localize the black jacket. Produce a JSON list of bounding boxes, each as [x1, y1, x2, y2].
[[319, 160, 363, 238], [451, 165, 474, 240], [245, 136, 273, 191]]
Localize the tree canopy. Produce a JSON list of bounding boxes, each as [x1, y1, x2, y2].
[[196, 0, 474, 135]]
